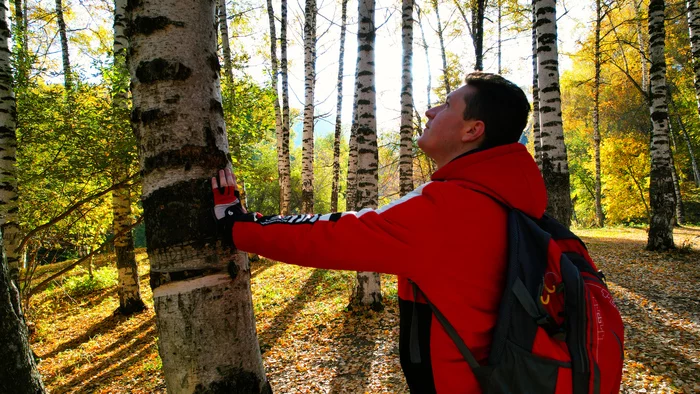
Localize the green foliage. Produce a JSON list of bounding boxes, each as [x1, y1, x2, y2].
[[61, 266, 117, 297]]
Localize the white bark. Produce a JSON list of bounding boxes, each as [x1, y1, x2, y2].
[[646, 0, 675, 250], [0, 0, 20, 284], [532, 0, 541, 170], [301, 0, 317, 214], [400, 0, 414, 197], [280, 0, 292, 215], [331, 0, 349, 212], [351, 0, 382, 310], [128, 0, 270, 391], [535, 0, 572, 227]]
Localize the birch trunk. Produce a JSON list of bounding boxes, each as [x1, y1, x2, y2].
[[646, 0, 675, 250], [0, 3, 44, 390], [218, 0, 234, 86], [686, 0, 700, 186], [12, 0, 28, 85], [351, 0, 382, 311], [473, 0, 485, 71], [532, 0, 541, 170], [498, 0, 502, 74], [266, 0, 288, 214], [635, 0, 649, 94], [433, 0, 450, 94], [535, 0, 572, 228], [331, 0, 349, 212], [0, 0, 20, 285], [415, 4, 432, 107], [669, 146, 685, 225], [55, 0, 71, 91], [594, 0, 605, 228], [677, 114, 700, 186], [280, 0, 292, 215], [400, 0, 415, 196], [301, 0, 316, 214], [112, 0, 145, 315], [127, 1, 270, 391]]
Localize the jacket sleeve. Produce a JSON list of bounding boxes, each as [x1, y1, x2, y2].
[[231, 188, 437, 277]]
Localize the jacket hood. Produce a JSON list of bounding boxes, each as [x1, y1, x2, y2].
[[431, 143, 547, 218]]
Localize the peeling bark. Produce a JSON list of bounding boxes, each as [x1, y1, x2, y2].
[[127, 0, 270, 391]]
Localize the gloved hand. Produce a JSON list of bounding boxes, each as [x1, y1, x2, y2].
[[211, 168, 248, 248]]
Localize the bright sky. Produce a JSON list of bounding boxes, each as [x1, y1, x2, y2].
[[241, 0, 594, 142]]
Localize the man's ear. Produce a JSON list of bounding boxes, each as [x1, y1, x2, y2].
[[462, 120, 485, 143]]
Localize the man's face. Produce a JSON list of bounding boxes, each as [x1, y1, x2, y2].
[[418, 84, 479, 168]]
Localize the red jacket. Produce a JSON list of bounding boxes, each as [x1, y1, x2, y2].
[[233, 143, 547, 393]]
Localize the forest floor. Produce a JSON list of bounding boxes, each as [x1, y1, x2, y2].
[[26, 226, 700, 393]]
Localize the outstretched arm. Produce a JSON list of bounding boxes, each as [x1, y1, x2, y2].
[[212, 169, 435, 277]]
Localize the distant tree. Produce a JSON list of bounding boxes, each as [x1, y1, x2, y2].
[[350, 0, 382, 311], [280, 0, 292, 215], [55, 0, 71, 91], [415, 3, 432, 108], [400, 0, 415, 196], [593, 0, 605, 227], [127, 0, 270, 390], [646, 0, 675, 250], [433, 0, 451, 93], [111, 0, 144, 315], [331, 0, 349, 212], [685, 0, 700, 186], [301, 0, 317, 213]]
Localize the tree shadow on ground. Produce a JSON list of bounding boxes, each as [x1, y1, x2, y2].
[[40, 312, 130, 359], [611, 283, 699, 387], [44, 316, 155, 388], [251, 258, 278, 280], [258, 269, 326, 353], [327, 308, 380, 393]]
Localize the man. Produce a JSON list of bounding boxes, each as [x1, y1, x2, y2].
[[212, 72, 545, 393]]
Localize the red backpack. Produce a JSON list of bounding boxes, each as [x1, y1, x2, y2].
[[411, 203, 625, 393]]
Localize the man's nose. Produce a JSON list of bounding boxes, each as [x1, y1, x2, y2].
[[425, 107, 435, 119]]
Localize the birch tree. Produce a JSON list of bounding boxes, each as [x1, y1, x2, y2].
[[111, 0, 145, 315], [218, 0, 234, 86], [280, 0, 292, 215], [331, 0, 349, 212], [646, 0, 675, 250], [415, 4, 432, 108], [127, 0, 270, 391], [400, 0, 415, 196], [301, 0, 317, 213], [532, 0, 541, 170], [593, 0, 605, 227], [686, 0, 700, 187], [55, 0, 71, 91], [0, 0, 44, 389], [350, 0, 382, 311], [535, 0, 572, 227], [433, 0, 451, 94], [0, 0, 20, 285]]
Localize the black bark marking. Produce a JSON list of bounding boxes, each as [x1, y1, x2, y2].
[[210, 99, 224, 116], [136, 58, 191, 84], [164, 95, 181, 104], [193, 368, 272, 394], [143, 146, 228, 174], [132, 16, 184, 36]]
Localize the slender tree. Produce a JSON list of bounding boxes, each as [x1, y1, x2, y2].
[[266, 0, 288, 214], [331, 0, 349, 212], [473, 0, 486, 71], [301, 0, 317, 213], [280, 0, 292, 215], [400, 0, 415, 196], [634, 0, 649, 94], [532, 0, 541, 170], [432, 0, 451, 94], [219, 0, 234, 87], [646, 0, 675, 250], [55, 0, 71, 91], [351, 0, 382, 311], [686, 0, 700, 186], [497, 0, 502, 73], [112, 0, 145, 314], [0, 1, 44, 390], [0, 0, 20, 286], [415, 4, 432, 108], [676, 113, 700, 186], [127, 0, 270, 391], [535, 0, 572, 227], [593, 0, 605, 227]]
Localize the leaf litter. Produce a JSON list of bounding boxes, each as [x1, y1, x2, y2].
[[27, 227, 699, 393]]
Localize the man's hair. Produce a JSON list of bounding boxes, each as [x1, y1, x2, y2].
[[462, 72, 531, 148]]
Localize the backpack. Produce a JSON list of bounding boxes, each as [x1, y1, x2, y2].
[[410, 201, 625, 393]]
